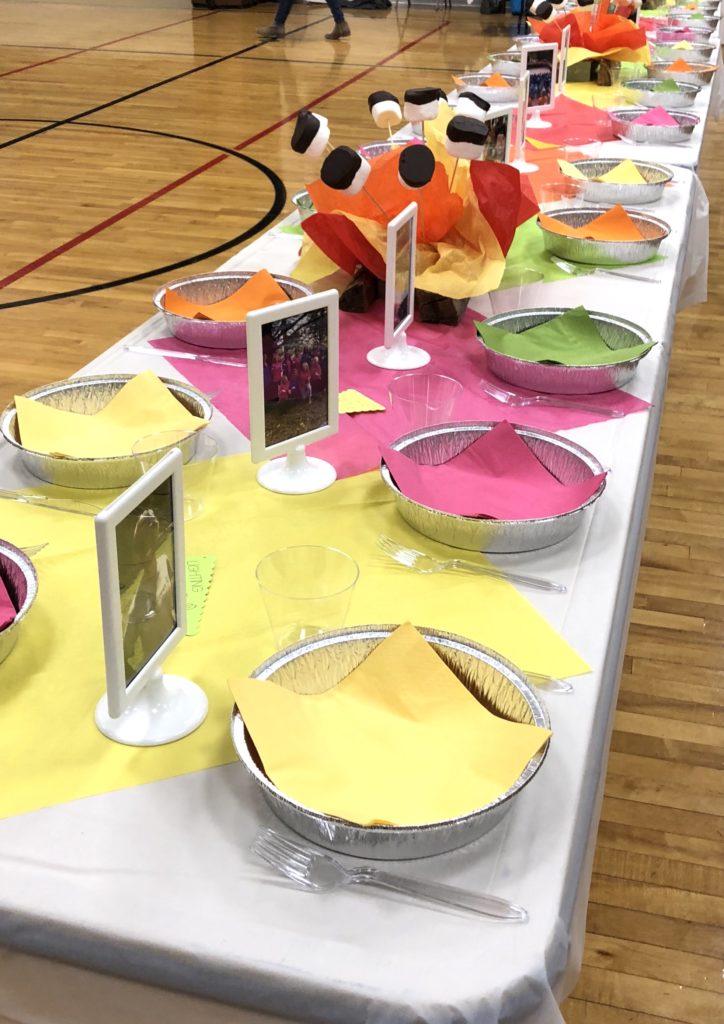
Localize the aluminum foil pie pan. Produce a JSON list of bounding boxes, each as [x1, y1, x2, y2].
[[537, 205, 670, 265], [561, 158, 673, 205], [478, 307, 655, 394], [380, 421, 606, 553], [231, 623, 550, 859], [0, 374, 213, 489]]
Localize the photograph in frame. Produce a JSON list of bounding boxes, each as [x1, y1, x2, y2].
[[482, 106, 514, 163], [521, 43, 558, 114], [247, 290, 340, 465]]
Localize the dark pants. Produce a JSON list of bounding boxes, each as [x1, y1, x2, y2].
[[275, 0, 345, 24]]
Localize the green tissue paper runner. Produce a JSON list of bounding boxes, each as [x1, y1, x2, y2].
[[475, 307, 655, 367]]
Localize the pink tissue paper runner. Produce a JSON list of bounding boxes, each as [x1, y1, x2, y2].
[[383, 421, 606, 520], [632, 107, 680, 127], [150, 303, 650, 481], [0, 575, 16, 632]]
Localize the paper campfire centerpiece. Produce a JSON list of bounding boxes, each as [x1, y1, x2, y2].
[[529, 8, 649, 75], [292, 101, 538, 325]]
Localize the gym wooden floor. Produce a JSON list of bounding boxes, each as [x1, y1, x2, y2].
[[1, 1, 722, 1020]]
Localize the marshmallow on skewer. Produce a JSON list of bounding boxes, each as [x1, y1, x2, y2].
[[291, 110, 330, 158], [321, 146, 372, 195], [445, 116, 489, 160], [398, 145, 435, 189], [456, 90, 492, 120], [403, 87, 447, 123], [368, 90, 402, 129]]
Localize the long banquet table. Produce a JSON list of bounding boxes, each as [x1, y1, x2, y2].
[[0, 57, 718, 1024]]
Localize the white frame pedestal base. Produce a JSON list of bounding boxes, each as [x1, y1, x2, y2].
[[95, 668, 208, 746], [511, 157, 539, 174], [257, 445, 336, 494], [367, 332, 430, 370], [527, 109, 552, 130]]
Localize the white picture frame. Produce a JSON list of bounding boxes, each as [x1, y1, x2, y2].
[[247, 289, 340, 493], [521, 42, 559, 116], [94, 448, 207, 746], [557, 25, 571, 95], [367, 201, 430, 369], [482, 104, 515, 164], [512, 72, 538, 174], [386, 201, 416, 345]]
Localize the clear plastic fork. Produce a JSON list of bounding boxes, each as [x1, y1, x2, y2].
[[481, 380, 625, 419], [252, 828, 528, 922], [377, 534, 566, 593], [0, 489, 100, 517], [552, 255, 661, 285]]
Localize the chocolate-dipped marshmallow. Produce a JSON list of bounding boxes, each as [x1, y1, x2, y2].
[[456, 90, 492, 120], [403, 87, 447, 123], [291, 110, 330, 158], [398, 145, 435, 189], [368, 90, 402, 129], [321, 146, 371, 195], [445, 116, 489, 160]]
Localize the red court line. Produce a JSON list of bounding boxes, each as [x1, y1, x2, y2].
[[0, 10, 217, 79], [0, 20, 449, 292]]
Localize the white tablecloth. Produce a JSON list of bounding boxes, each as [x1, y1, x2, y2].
[[0, 154, 705, 1023]]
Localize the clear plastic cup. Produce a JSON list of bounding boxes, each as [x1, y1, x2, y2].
[[255, 545, 359, 648], [132, 430, 218, 521], [488, 268, 546, 317], [388, 373, 464, 430], [538, 179, 586, 212]]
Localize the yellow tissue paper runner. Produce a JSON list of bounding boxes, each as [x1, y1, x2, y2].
[[14, 370, 208, 458], [0, 454, 588, 820], [339, 389, 385, 414], [229, 623, 551, 826]]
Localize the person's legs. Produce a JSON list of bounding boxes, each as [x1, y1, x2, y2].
[[324, 0, 350, 38], [256, 0, 294, 39]]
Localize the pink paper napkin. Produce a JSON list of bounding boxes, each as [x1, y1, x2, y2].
[[383, 420, 606, 520], [632, 107, 680, 127], [0, 575, 17, 632], [150, 303, 649, 481]]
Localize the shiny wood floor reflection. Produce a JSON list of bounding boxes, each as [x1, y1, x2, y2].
[[1, 2, 722, 1020]]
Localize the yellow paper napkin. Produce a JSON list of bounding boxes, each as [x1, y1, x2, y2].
[[557, 159, 587, 180], [229, 622, 551, 827], [597, 159, 646, 185], [15, 371, 208, 458], [339, 389, 385, 414]]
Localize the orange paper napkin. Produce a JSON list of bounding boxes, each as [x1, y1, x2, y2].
[[483, 72, 510, 87], [539, 204, 645, 242], [163, 269, 288, 323], [666, 58, 694, 72]]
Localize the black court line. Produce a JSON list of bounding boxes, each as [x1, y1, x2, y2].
[[0, 15, 331, 152], [0, 121, 285, 309]]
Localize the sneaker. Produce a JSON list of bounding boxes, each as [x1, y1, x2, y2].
[[256, 24, 285, 40], [325, 19, 351, 39]]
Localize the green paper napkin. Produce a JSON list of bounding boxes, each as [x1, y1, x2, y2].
[[475, 306, 655, 367], [654, 79, 681, 93]]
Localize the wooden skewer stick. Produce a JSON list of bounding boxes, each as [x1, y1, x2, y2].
[[363, 186, 389, 220], [449, 157, 460, 192]]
